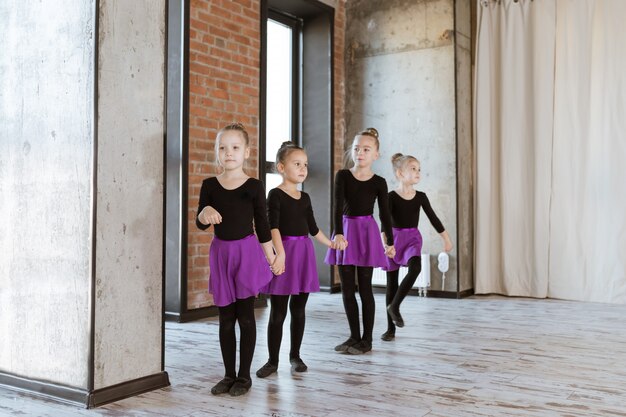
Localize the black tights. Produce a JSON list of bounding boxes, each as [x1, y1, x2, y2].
[[266, 293, 309, 365], [338, 265, 375, 342], [217, 296, 256, 380], [385, 256, 421, 332]]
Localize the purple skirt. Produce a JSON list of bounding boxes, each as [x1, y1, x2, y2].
[[262, 236, 320, 295], [208, 234, 273, 307], [384, 227, 423, 271], [324, 215, 388, 268]]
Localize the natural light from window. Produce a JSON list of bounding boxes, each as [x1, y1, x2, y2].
[[265, 19, 293, 162]]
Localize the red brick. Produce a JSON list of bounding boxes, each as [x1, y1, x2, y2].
[[186, 0, 346, 306]]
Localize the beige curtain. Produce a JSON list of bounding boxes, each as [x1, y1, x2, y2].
[[475, 0, 626, 303], [474, 0, 556, 297], [549, 0, 626, 303]]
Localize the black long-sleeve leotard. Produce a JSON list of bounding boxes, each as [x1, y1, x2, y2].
[[388, 190, 445, 233], [195, 177, 271, 243], [267, 188, 320, 237], [332, 169, 393, 246]]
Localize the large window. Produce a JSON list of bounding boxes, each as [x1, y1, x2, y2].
[[263, 12, 300, 192], [260, 0, 334, 289]]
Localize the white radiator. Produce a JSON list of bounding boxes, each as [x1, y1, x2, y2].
[[371, 253, 430, 296]]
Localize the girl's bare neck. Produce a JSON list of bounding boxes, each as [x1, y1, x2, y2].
[[396, 183, 417, 199], [218, 169, 249, 188], [278, 180, 301, 198], [350, 166, 374, 180]]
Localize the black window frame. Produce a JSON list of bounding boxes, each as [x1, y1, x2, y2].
[[260, 10, 302, 180]]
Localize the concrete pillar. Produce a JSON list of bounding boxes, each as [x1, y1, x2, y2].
[[0, 0, 169, 407]]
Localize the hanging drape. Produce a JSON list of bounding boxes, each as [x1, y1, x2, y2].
[[474, 0, 626, 303], [474, 0, 556, 298]]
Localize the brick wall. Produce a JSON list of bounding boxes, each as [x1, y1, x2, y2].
[[186, 0, 346, 308], [333, 0, 347, 172], [186, 0, 261, 309]]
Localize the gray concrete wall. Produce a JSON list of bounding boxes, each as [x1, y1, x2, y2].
[[0, 0, 95, 388], [345, 0, 458, 290], [94, 0, 166, 389]]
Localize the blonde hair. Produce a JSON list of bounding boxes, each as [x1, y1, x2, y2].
[[391, 152, 419, 173], [356, 127, 380, 149], [214, 122, 249, 168], [216, 122, 249, 147], [345, 127, 380, 167]]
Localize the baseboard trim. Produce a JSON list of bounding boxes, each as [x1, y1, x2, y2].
[[0, 371, 89, 407], [372, 286, 475, 299], [427, 288, 474, 299], [0, 371, 170, 409], [458, 288, 474, 298], [320, 284, 342, 294], [88, 372, 170, 408], [167, 297, 269, 323]]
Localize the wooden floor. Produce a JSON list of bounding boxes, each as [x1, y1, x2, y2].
[[3, 293, 626, 416]]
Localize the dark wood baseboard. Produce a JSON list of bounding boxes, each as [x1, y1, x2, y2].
[[167, 297, 269, 323], [458, 288, 474, 298], [426, 288, 475, 299], [165, 306, 218, 322], [320, 284, 342, 294], [372, 285, 474, 299], [88, 372, 170, 408], [0, 371, 170, 409], [0, 371, 89, 407]]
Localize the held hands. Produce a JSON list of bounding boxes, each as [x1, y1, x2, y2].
[[384, 245, 396, 258], [331, 234, 348, 251], [199, 205, 222, 225], [271, 252, 285, 275]]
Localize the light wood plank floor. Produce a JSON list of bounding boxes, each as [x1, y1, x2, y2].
[[2, 293, 626, 416]]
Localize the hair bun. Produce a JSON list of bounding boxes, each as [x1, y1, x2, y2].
[[365, 127, 379, 138], [391, 153, 404, 163]]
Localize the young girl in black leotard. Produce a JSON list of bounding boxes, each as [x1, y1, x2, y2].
[[382, 153, 453, 341], [325, 128, 395, 355], [256, 142, 334, 378], [196, 123, 280, 396]]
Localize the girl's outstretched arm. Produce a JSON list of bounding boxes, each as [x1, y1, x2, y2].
[[313, 230, 336, 249], [440, 230, 453, 252]]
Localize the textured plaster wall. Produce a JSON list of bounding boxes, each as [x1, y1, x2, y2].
[[345, 0, 458, 290], [94, 0, 166, 389], [0, 0, 95, 388]]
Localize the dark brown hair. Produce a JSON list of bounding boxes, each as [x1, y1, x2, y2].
[[275, 141, 305, 167]]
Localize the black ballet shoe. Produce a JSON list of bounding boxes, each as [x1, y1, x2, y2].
[[290, 357, 308, 372], [229, 377, 252, 396], [381, 331, 395, 341], [387, 305, 405, 328], [256, 361, 278, 378], [334, 337, 359, 352], [211, 377, 236, 395], [346, 340, 372, 355]]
